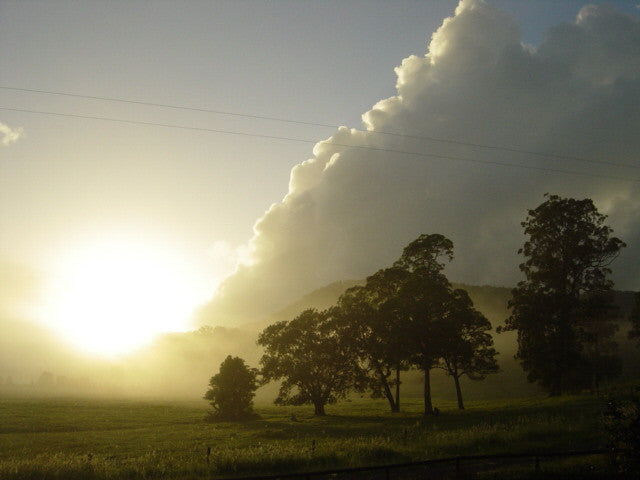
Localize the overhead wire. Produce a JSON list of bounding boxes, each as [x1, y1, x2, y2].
[[1, 105, 638, 184], [1, 85, 637, 171]]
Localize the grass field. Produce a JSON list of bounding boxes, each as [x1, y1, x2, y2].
[[0, 393, 625, 479]]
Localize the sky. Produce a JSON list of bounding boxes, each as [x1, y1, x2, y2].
[[1, 0, 640, 362]]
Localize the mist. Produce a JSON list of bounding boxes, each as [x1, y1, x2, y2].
[[2, 0, 640, 401], [2, 260, 637, 402], [0, 265, 250, 398]]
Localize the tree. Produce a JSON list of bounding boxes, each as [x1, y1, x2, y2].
[[258, 309, 361, 415], [576, 290, 621, 392], [36, 371, 55, 389], [501, 194, 625, 395], [437, 289, 499, 409], [335, 267, 411, 412], [204, 355, 258, 420], [629, 292, 640, 347], [394, 233, 454, 415]]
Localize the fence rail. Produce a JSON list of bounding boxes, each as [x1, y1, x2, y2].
[[220, 448, 623, 480]]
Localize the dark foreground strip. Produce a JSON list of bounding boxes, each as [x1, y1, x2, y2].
[[218, 448, 623, 480]]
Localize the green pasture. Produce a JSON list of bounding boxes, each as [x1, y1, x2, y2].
[[0, 394, 620, 479]]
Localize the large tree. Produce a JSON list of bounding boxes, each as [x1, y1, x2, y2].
[[258, 309, 361, 415], [335, 267, 411, 412], [204, 355, 258, 420], [501, 194, 625, 395], [437, 289, 499, 410], [394, 233, 454, 415]]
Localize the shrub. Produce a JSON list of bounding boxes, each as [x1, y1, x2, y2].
[[204, 355, 258, 421]]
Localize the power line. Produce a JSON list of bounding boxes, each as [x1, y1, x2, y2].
[[1, 85, 637, 171], [2, 105, 638, 184], [0, 85, 338, 128]]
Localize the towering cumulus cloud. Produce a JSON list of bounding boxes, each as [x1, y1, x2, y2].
[[201, 0, 640, 326]]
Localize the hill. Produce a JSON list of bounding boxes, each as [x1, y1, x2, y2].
[[4, 281, 636, 402]]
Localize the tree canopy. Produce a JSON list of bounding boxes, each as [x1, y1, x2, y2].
[[258, 309, 362, 415], [204, 355, 258, 420], [257, 233, 499, 415], [437, 289, 499, 409], [334, 268, 411, 412], [501, 194, 625, 395]]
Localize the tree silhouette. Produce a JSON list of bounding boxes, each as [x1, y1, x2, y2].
[[395, 233, 454, 415], [437, 289, 499, 409], [204, 355, 258, 420], [335, 267, 411, 412], [576, 290, 621, 392], [258, 309, 361, 415], [501, 194, 625, 395]]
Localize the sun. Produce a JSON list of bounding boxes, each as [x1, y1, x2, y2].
[[44, 238, 208, 356]]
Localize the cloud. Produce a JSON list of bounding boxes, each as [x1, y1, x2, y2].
[[200, 0, 640, 326], [0, 121, 25, 146], [206, 240, 242, 273]]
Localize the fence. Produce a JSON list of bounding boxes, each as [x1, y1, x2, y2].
[[219, 448, 622, 480]]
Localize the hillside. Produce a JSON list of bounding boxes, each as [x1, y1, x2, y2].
[[139, 282, 639, 401], [6, 281, 636, 402], [244, 281, 639, 402]]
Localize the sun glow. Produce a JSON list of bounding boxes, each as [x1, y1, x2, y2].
[[44, 238, 209, 356]]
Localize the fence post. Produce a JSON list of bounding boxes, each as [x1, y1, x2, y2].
[[455, 457, 461, 478], [607, 449, 617, 471], [535, 455, 540, 473]]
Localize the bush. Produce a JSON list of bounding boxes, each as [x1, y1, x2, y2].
[[204, 355, 258, 421], [602, 388, 640, 473]]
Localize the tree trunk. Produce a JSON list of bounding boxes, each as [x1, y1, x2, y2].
[[423, 367, 433, 415], [313, 402, 326, 416], [553, 298, 572, 397], [394, 367, 401, 413], [377, 368, 397, 413], [592, 369, 600, 395], [549, 378, 562, 397], [453, 373, 464, 410]]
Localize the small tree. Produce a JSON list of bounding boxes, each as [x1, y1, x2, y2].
[[437, 289, 499, 409], [258, 309, 361, 415], [204, 355, 258, 420]]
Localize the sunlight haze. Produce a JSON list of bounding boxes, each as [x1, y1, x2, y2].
[[41, 236, 215, 356], [1, 0, 639, 395]]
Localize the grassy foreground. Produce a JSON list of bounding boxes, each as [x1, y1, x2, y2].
[[0, 394, 621, 479]]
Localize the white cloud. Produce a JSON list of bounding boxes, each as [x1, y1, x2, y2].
[[205, 239, 250, 276], [200, 0, 640, 326], [0, 121, 25, 146]]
